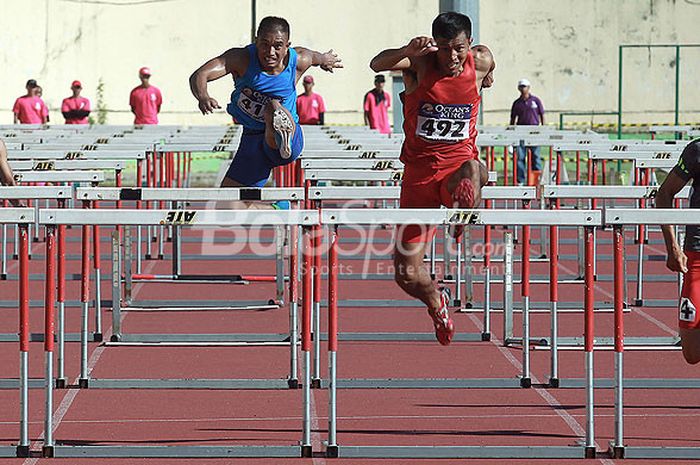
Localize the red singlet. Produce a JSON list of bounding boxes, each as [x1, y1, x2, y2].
[[398, 51, 481, 243]]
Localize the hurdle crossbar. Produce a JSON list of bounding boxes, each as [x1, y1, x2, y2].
[[13, 171, 105, 183], [76, 187, 304, 202]]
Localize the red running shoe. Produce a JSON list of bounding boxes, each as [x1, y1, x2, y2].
[[428, 288, 455, 346]]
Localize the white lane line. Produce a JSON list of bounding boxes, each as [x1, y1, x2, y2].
[[22, 259, 156, 464], [310, 387, 326, 465], [467, 310, 614, 464]]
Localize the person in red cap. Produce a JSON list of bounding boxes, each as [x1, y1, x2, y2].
[[296, 75, 326, 125], [129, 67, 163, 125], [12, 79, 47, 124], [61, 80, 91, 125]]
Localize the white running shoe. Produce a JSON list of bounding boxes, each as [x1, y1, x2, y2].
[[273, 108, 294, 159]]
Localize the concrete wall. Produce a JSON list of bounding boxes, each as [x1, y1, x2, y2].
[[0, 0, 697, 127]]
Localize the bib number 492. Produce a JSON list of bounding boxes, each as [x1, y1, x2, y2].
[[419, 118, 466, 140]]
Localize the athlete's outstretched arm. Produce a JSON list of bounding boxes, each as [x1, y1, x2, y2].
[[189, 48, 247, 115], [657, 170, 689, 273], [295, 47, 343, 79], [472, 44, 495, 90], [370, 37, 437, 72]]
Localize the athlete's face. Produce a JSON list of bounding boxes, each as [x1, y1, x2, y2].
[[256, 30, 290, 72], [434, 32, 471, 76]]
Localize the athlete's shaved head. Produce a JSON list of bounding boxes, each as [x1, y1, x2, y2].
[[432, 12, 472, 40], [257, 16, 290, 38]]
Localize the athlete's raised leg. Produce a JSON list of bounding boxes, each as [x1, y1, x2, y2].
[[264, 99, 296, 159], [394, 240, 454, 345], [680, 328, 700, 364], [445, 159, 489, 208]]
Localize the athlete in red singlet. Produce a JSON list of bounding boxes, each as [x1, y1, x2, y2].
[[370, 12, 495, 345]]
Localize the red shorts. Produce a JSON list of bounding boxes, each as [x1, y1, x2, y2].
[[398, 166, 461, 243], [680, 251, 700, 329]]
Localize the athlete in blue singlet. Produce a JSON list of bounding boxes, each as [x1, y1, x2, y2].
[[189, 16, 342, 203]]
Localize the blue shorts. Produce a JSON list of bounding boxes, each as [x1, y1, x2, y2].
[[224, 125, 304, 187]]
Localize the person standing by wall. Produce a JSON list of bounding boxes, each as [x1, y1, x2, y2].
[[12, 79, 47, 124], [296, 75, 326, 125], [61, 80, 91, 125], [129, 67, 162, 125], [364, 74, 391, 134], [510, 78, 545, 184]]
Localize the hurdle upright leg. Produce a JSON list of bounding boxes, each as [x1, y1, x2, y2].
[[79, 222, 91, 387], [301, 226, 313, 457], [43, 226, 57, 455], [17, 224, 30, 457], [611, 225, 625, 458], [549, 217, 559, 387], [288, 225, 299, 387], [327, 224, 339, 457], [583, 226, 596, 457], [92, 201, 102, 340], [520, 203, 532, 387], [56, 213, 67, 388], [502, 232, 514, 342]]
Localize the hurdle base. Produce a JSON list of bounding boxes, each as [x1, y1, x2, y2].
[[548, 378, 560, 388], [585, 446, 597, 459], [301, 445, 313, 458], [311, 378, 322, 389], [326, 445, 339, 458], [633, 299, 643, 307], [145, 254, 152, 260], [55, 378, 67, 389], [633, 239, 649, 245], [287, 378, 299, 389], [93, 332, 103, 342], [158, 254, 164, 260], [481, 333, 491, 342], [79, 378, 89, 389], [110, 334, 121, 342], [520, 377, 532, 388], [0, 274, 6, 280], [42, 445, 54, 458], [609, 444, 625, 459], [16, 445, 30, 458]]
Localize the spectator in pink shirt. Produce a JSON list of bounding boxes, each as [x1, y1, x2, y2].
[[363, 74, 391, 134], [129, 67, 162, 125], [61, 80, 91, 125], [296, 75, 326, 125], [12, 79, 47, 124]]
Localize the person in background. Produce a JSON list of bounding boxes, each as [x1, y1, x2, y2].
[[364, 74, 391, 134], [296, 75, 326, 125], [61, 80, 91, 124], [12, 79, 47, 124], [129, 67, 162, 125], [509, 78, 545, 184], [35, 86, 50, 122]]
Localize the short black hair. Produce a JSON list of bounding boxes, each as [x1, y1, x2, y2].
[[432, 12, 472, 40], [257, 16, 290, 38], [26, 79, 37, 88], [374, 74, 385, 83]]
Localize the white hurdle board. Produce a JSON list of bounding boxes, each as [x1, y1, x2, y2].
[[10, 160, 126, 171], [40, 208, 319, 226], [305, 169, 497, 183], [0, 186, 72, 199], [7, 150, 146, 160], [76, 187, 304, 202], [309, 185, 535, 201], [13, 171, 105, 183], [322, 208, 601, 227]]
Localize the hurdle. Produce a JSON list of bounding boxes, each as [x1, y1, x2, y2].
[[607, 209, 700, 459], [39, 208, 317, 457], [322, 208, 600, 458], [76, 187, 301, 315], [40, 207, 317, 391], [0, 208, 34, 458]]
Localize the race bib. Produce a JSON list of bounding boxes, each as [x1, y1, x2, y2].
[[416, 102, 471, 143], [237, 88, 271, 122], [680, 297, 697, 322]]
